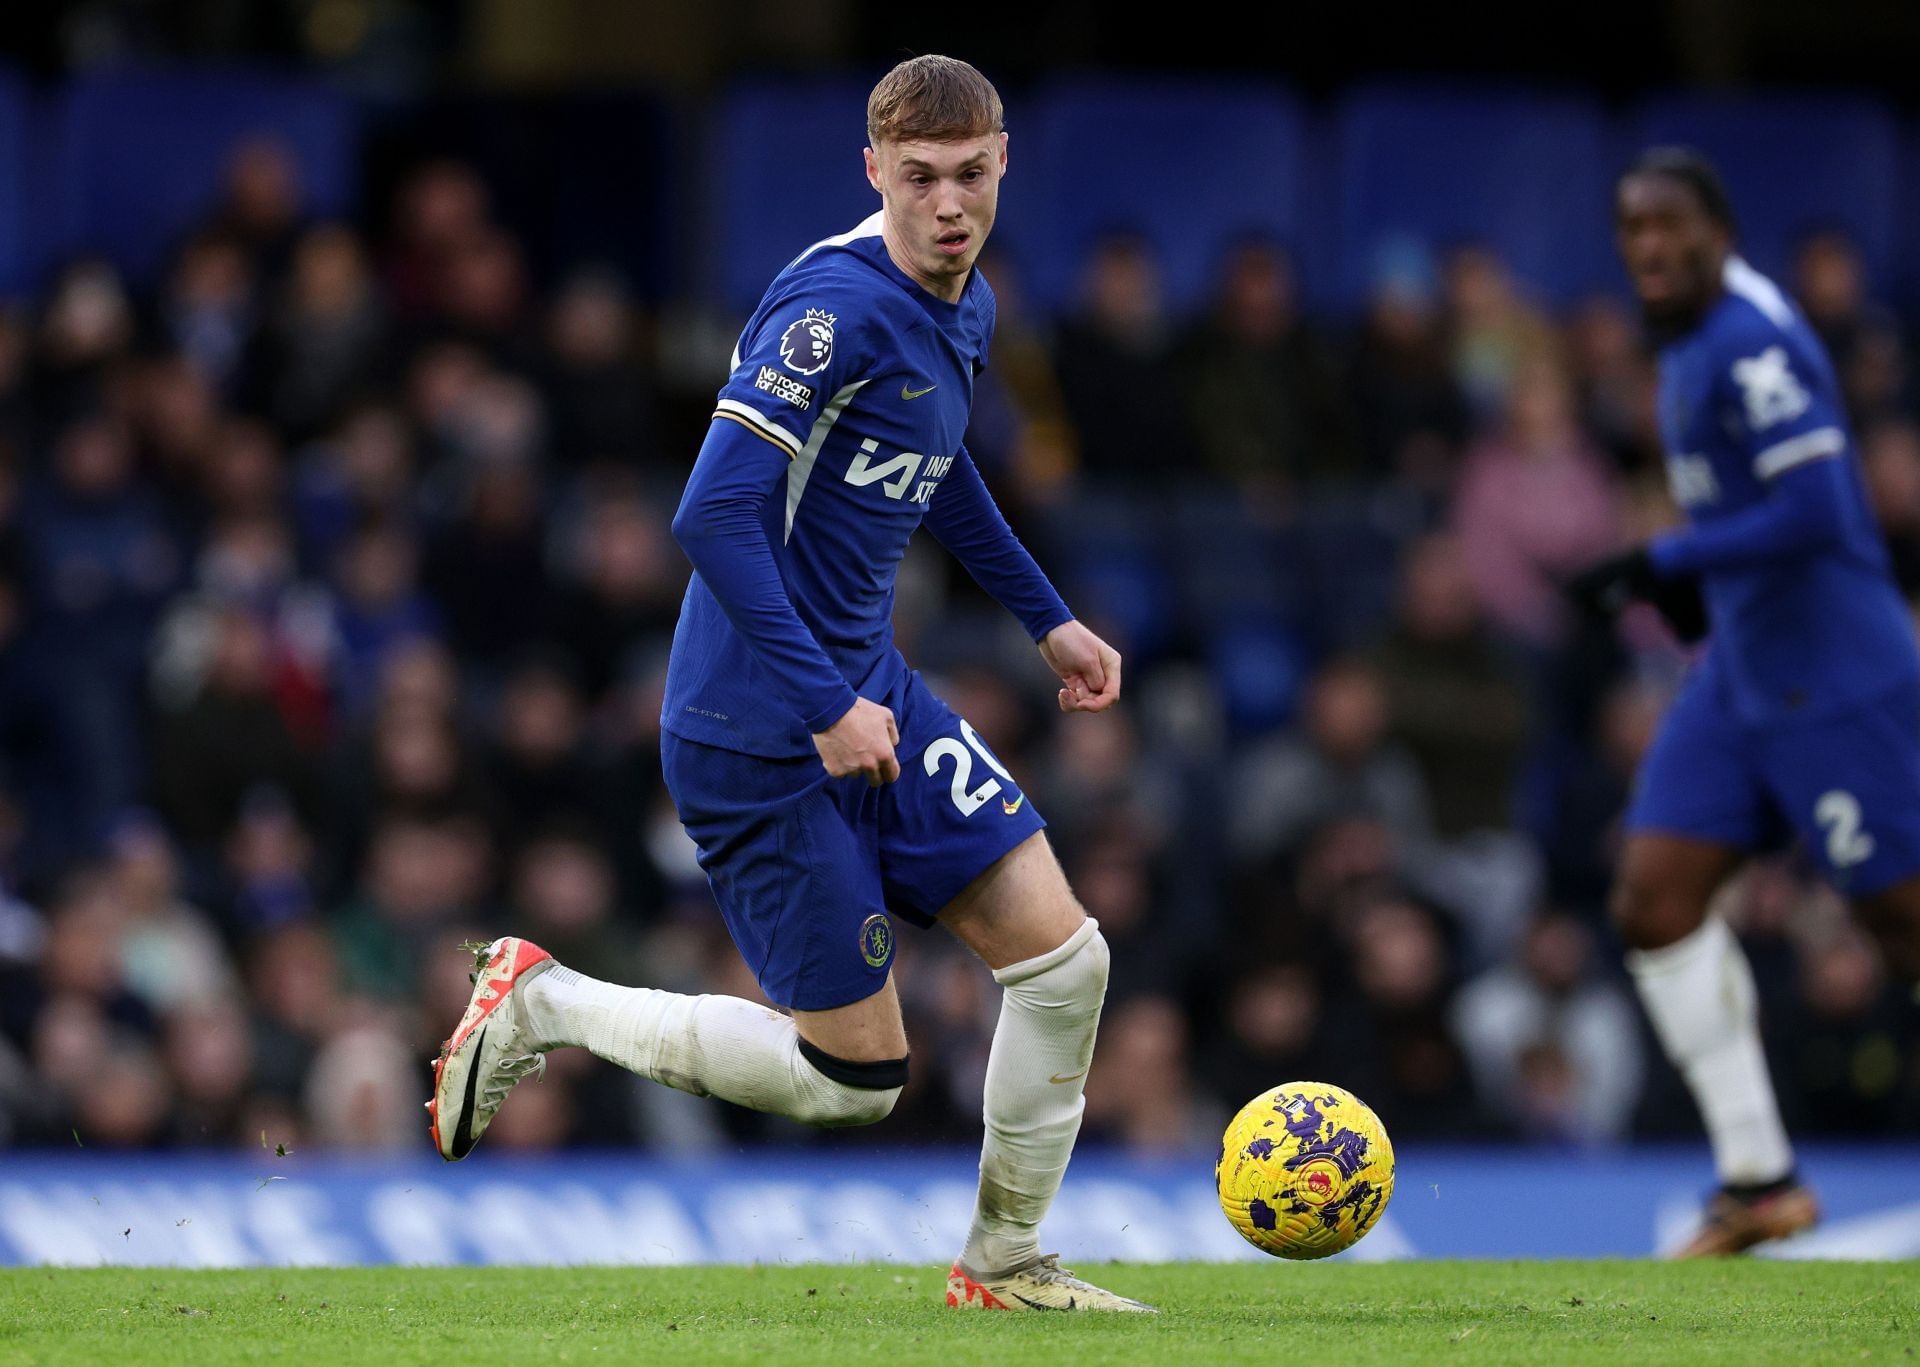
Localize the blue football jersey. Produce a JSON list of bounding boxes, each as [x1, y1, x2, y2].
[[1657, 256, 1918, 724], [663, 213, 1022, 758]]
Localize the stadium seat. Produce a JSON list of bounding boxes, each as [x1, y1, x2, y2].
[[52, 66, 358, 284], [1018, 78, 1306, 314], [1332, 84, 1617, 309], [1208, 617, 1310, 734], [710, 78, 880, 316], [1632, 93, 1900, 291], [1166, 486, 1304, 633], [0, 69, 25, 296]]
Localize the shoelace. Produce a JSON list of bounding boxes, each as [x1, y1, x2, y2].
[[1025, 1255, 1088, 1287], [479, 1052, 546, 1113]]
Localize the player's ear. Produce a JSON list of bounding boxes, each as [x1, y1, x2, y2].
[[863, 145, 882, 194], [997, 131, 1009, 175]]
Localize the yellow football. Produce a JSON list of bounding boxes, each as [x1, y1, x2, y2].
[[1216, 1082, 1395, 1259]]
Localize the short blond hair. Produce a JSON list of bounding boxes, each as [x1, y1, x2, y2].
[[866, 55, 1003, 147]]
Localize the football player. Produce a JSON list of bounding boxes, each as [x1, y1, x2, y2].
[[1575, 147, 1920, 1255], [430, 55, 1149, 1311]]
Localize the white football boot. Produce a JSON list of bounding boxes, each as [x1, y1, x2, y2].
[[945, 1255, 1157, 1312], [429, 937, 556, 1160]]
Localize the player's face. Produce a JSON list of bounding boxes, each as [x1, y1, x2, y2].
[[1615, 173, 1728, 326], [865, 133, 1006, 301]]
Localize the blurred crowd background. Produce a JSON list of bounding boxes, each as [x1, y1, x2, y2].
[[1, 1, 1919, 1158]]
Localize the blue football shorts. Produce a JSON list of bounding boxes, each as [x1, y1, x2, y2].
[[1626, 673, 1920, 897], [660, 669, 1047, 1011]]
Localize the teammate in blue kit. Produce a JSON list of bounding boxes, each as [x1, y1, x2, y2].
[[1575, 148, 1920, 1255], [428, 55, 1150, 1312]]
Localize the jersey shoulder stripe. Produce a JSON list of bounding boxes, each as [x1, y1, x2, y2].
[[1722, 256, 1796, 332], [1753, 426, 1845, 480], [712, 399, 801, 457], [785, 212, 885, 275]]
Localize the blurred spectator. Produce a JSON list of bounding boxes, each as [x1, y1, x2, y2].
[[303, 1020, 420, 1150], [1226, 656, 1432, 869], [1179, 239, 1357, 491], [23, 416, 180, 842], [206, 138, 306, 281], [551, 491, 680, 704], [486, 655, 600, 844], [245, 223, 390, 442], [1083, 996, 1222, 1151], [1445, 243, 1559, 424], [541, 268, 660, 471], [1861, 419, 1920, 597], [382, 160, 491, 320], [1347, 240, 1466, 486], [293, 402, 417, 566], [1371, 534, 1534, 836], [1200, 961, 1328, 1114], [323, 521, 441, 719], [1330, 894, 1485, 1137], [1781, 925, 1913, 1135], [107, 813, 235, 1012], [151, 607, 315, 858], [1793, 229, 1912, 427], [158, 231, 257, 398], [32, 261, 136, 438], [1541, 677, 1668, 912], [1453, 910, 1643, 1143], [1052, 235, 1190, 483], [962, 253, 1077, 498], [331, 815, 490, 1000], [1565, 295, 1661, 473], [1452, 355, 1625, 647], [423, 452, 555, 675]]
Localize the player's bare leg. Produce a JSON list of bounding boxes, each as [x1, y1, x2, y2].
[[430, 942, 907, 1160], [1614, 833, 1817, 1256], [937, 831, 1154, 1312]]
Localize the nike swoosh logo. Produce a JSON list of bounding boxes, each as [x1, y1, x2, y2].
[[1049, 1068, 1087, 1085], [1012, 1293, 1070, 1312], [1001, 795, 1025, 815], [451, 1024, 487, 1159], [901, 382, 938, 400]]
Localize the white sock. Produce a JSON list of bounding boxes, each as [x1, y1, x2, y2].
[[521, 966, 899, 1128], [1626, 916, 1794, 1186], [961, 918, 1109, 1277]]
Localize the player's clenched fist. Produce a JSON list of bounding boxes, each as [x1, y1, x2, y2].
[[1039, 620, 1122, 714], [813, 697, 901, 785]]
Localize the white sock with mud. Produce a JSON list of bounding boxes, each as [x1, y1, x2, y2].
[[521, 968, 898, 1127], [1626, 916, 1794, 1186], [961, 918, 1109, 1277]]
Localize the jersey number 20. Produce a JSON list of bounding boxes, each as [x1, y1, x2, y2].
[[924, 720, 1016, 816]]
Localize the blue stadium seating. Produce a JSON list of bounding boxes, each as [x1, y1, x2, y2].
[[1332, 84, 1618, 310], [1632, 93, 1900, 292], [1018, 78, 1306, 315], [709, 78, 878, 316], [53, 67, 358, 284], [0, 71, 26, 295]]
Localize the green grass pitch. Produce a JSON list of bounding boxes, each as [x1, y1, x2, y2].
[[2, 1261, 1916, 1365]]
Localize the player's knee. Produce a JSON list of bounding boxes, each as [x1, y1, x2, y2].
[[1610, 875, 1694, 952], [996, 919, 1108, 1015], [793, 1038, 906, 1128]]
